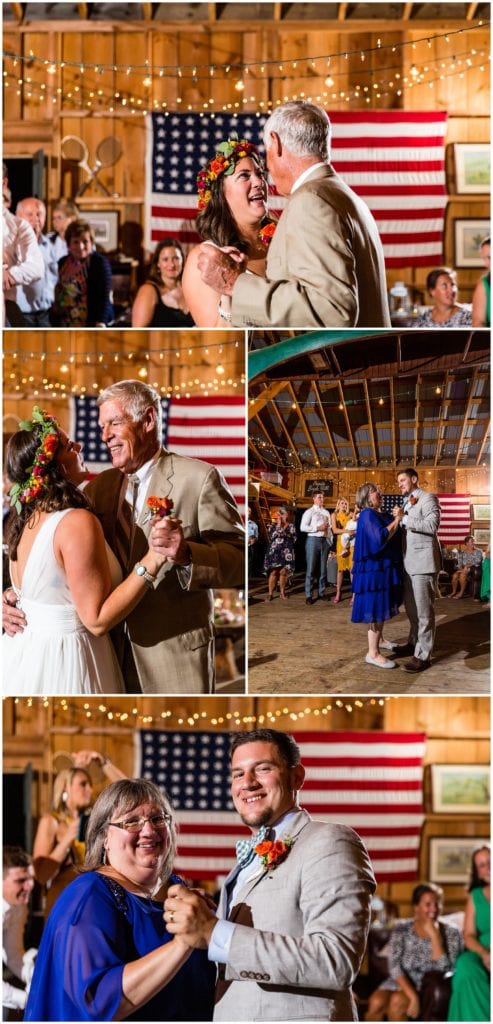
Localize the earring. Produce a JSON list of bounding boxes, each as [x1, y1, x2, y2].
[[102, 849, 107, 866], [62, 791, 68, 802]]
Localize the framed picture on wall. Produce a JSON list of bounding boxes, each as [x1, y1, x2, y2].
[[473, 529, 490, 546], [431, 764, 490, 814], [429, 837, 482, 884], [454, 143, 490, 193], [453, 218, 490, 268], [84, 210, 119, 252], [472, 505, 490, 521]]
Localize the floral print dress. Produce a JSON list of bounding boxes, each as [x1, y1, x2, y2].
[[263, 523, 297, 578]]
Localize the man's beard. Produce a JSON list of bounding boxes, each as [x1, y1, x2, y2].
[[239, 806, 272, 830]]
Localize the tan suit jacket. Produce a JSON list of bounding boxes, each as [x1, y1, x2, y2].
[[231, 164, 391, 328], [214, 808, 376, 1021], [85, 449, 244, 693]]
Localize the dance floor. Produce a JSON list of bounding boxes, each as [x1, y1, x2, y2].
[[247, 574, 490, 694]]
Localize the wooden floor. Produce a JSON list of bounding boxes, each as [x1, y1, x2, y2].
[[247, 574, 490, 694]]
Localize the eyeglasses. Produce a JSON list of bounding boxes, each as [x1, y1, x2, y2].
[[108, 813, 172, 833]]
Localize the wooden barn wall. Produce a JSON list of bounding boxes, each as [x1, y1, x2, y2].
[[3, 21, 490, 297], [287, 466, 490, 505], [3, 695, 489, 916]]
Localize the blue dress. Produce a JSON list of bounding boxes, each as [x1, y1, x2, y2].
[[25, 872, 215, 1022], [351, 508, 403, 624]]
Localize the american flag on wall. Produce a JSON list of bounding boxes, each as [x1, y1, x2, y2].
[[380, 493, 471, 545], [70, 395, 246, 516], [135, 729, 426, 883], [145, 110, 447, 268]]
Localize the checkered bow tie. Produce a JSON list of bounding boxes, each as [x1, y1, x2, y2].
[[235, 825, 270, 868]]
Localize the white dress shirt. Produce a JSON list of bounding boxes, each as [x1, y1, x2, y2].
[[2, 898, 27, 1010], [3, 207, 44, 299]]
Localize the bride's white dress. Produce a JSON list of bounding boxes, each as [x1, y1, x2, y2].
[[3, 508, 124, 694]]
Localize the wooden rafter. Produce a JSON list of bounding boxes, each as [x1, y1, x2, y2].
[[248, 437, 268, 468], [273, 2, 283, 20], [208, 3, 217, 22], [337, 380, 358, 465], [142, 3, 154, 19], [287, 382, 319, 466], [271, 401, 303, 470], [11, 2, 25, 21], [433, 372, 450, 466], [363, 379, 378, 466], [403, 3, 414, 20], [467, 2, 479, 19], [338, 3, 348, 20], [77, 3, 89, 18], [248, 381, 286, 420], [413, 375, 420, 467], [313, 381, 340, 467], [455, 369, 479, 466], [476, 420, 491, 465], [254, 413, 284, 466]]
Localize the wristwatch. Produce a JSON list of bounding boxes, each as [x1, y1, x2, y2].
[[134, 563, 157, 587]]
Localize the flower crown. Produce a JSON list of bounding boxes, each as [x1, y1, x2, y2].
[[197, 137, 260, 210], [9, 407, 60, 514]]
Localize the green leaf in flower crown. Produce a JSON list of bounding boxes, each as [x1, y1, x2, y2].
[[32, 407, 44, 423], [223, 163, 235, 176], [18, 419, 34, 432], [216, 141, 233, 155]]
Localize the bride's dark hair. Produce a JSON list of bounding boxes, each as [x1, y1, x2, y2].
[[197, 153, 266, 254], [6, 427, 90, 560]]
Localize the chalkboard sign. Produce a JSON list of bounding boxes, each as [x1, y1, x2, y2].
[[304, 479, 334, 497]]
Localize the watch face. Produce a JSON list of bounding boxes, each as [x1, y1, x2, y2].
[[136, 564, 145, 576]]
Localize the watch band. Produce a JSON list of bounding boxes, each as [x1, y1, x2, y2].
[[134, 563, 157, 587]]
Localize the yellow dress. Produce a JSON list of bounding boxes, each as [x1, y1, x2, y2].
[[334, 512, 351, 571]]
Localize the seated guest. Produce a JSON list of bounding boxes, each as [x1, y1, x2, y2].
[[15, 197, 58, 327], [25, 778, 215, 1022], [47, 198, 80, 261], [414, 268, 472, 328], [480, 544, 490, 607], [131, 238, 194, 326], [448, 536, 483, 600], [472, 236, 490, 327], [51, 220, 113, 326], [448, 845, 490, 1022], [365, 883, 462, 1022], [3, 846, 37, 1020]]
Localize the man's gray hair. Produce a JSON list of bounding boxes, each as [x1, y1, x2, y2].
[[97, 379, 162, 438], [262, 101, 331, 160]]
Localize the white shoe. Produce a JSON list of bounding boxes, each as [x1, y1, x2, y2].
[[380, 640, 398, 651], [365, 654, 396, 669]]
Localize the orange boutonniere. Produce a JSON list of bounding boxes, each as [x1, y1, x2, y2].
[[259, 221, 276, 248], [254, 836, 293, 871], [143, 495, 174, 524], [409, 496, 418, 506]]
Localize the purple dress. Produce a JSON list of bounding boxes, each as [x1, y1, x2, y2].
[[25, 872, 214, 1021], [351, 508, 403, 624]]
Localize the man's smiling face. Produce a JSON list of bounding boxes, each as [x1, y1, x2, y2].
[[230, 740, 304, 830]]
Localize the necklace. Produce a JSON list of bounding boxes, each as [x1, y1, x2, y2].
[[99, 867, 162, 901]]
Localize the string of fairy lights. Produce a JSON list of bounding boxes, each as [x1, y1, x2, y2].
[[249, 437, 489, 471], [2, 22, 489, 114], [9, 695, 389, 725], [3, 339, 246, 399]]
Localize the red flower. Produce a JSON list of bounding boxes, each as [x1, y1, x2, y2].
[[259, 222, 276, 248], [254, 836, 293, 871], [146, 495, 174, 518], [409, 495, 418, 506]]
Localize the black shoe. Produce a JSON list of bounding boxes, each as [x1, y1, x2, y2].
[[305, 597, 314, 605], [402, 657, 431, 673], [393, 643, 414, 657]]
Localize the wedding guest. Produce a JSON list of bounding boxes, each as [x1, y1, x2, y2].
[[15, 197, 58, 327], [366, 883, 462, 1022], [300, 491, 332, 604], [331, 497, 350, 603], [351, 484, 403, 670], [448, 845, 490, 1022], [479, 544, 490, 607], [448, 535, 483, 600], [2, 847, 36, 1020], [2, 164, 43, 326], [414, 268, 472, 328], [25, 779, 215, 1022], [472, 236, 490, 327], [247, 506, 259, 580], [263, 507, 296, 601], [32, 750, 125, 915], [182, 137, 275, 326], [164, 728, 376, 1022], [51, 220, 113, 326], [131, 238, 193, 327], [47, 198, 80, 260], [196, 101, 390, 328]]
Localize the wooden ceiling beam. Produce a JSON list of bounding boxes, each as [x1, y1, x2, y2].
[[313, 381, 340, 467], [287, 382, 319, 467], [403, 2, 414, 20], [389, 377, 396, 468], [476, 421, 490, 466], [10, 3, 25, 22], [77, 3, 89, 18], [142, 3, 154, 19], [433, 372, 450, 467], [413, 375, 420, 467], [338, 3, 348, 20], [272, 401, 303, 470], [337, 381, 358, 465], [455, 369, 479, 467], [208, 3, 217, 22], [248, 437, 268, 468], [363, 379, 378, 466], [252, 414, 284, 467], [11, 18, 479, 32], [248, 381, 286, 420], [467, 2, 479, 19]]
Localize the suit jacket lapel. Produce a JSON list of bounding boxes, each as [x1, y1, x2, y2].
[[228, 808, 312, 909]]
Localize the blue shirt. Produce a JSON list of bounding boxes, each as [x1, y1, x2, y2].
[[16, 233, 58, 312]]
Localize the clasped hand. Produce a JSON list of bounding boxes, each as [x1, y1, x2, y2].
[[164, 883, 217, 948], [197, 244, 246, 295], [149, 515, 189, 565]]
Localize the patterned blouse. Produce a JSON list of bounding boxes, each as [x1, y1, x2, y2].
[[414, 305, 472, 329], [381, 919, 462, 992]]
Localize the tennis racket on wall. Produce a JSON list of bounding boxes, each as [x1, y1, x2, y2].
[[61, 135, 122, 197]]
